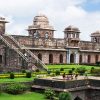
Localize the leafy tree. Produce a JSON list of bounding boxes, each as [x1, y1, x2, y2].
[[44, 88, 56, 100], [59, 92, 72, 100]]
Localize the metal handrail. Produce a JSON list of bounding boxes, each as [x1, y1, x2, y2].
[[5, 34, 48, 71], [0, 35, 28, 62]]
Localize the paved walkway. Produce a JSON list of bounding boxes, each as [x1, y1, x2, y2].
[[46, 75, 100, 81]]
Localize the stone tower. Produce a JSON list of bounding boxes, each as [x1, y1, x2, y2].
[[91, 31, 100, 43], [0, 17, 8, 35], [64, 25, 80, 47], [27, 14, 55, 39], [64, 25, 80, 64]]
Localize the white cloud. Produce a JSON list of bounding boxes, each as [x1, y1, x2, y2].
[[0, 0, 100, 41]]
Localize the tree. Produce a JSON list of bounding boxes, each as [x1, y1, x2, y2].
[[59, 92, 72, 100]]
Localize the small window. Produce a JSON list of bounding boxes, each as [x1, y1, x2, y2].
[[34, 31, 40, 38], [45, 32, 49, 38]]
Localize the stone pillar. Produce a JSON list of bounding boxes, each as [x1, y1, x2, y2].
[[67, 49, 70, 64], [75, 51, 79, 64]]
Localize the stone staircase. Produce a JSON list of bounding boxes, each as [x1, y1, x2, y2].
[[0, 34, 48, 71]]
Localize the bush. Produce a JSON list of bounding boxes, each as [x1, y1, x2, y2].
[[68, 70, 73, 75], [26, 72, 32, 78], [90, 69, 100, 76], [72, 68, 75, 71], [59, 92, 72, 100], [47, 70, 51, 74], [5, 83, 27, 94], [10, 73, 15, 79], [55, 70, 60, 76], [76, 67, 86, 75], [60, 68, 64, 71], [35, 69, 40, 72], [90, 67, 95, 73], [44, 88, 56, 99], [22, 70, 26, 73]]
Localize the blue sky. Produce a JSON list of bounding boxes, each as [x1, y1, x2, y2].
[[0, 0, 100, 40], [83, 0, 100, 12]]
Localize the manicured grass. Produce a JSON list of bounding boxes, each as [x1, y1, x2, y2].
[[47, 64, 100, 70], [0, 92, 45, 100], [0, 77, 34, 83]]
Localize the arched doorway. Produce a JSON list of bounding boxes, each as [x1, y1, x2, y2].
[[95, 55, 98, 63], [88, 55, 91, 63], [79, 55, 82, 64], [0, 55, 2, 64], [70, 53, 74, 63], [74, 96, 82, 100], [38, 53, 42, 61], [59, 54, 63, 63], [49, 54, 53, 63]]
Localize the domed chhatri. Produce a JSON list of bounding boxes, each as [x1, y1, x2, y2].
[[64, 25, 80, 33], [33, 14, 49, 25], [28, 14, 54, 30], [91, 31, 100, 43], [28, 14, 54, 38], [91, 30, 100, 36]]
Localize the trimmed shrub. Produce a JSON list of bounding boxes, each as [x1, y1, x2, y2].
[[60, 68, 64, 71], [55, 70, 60, 76], [35, 69, 40, 72], [10, 73, 15, 79], [90, 67, 95, 73], [90, 69, 100, 76], [72, 68, 75, 71], [5, 83, 27, 94], [26, 72, 32, 78], [44, 88, 56, 99], [47, 70, 51, 74], [22, 70, 26, 73], [59, 92, 72, 100], [76, 67, 86, 75], [68, 70, 73, 75]]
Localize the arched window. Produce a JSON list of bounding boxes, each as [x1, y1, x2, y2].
[[0, 55, 2, 64], [38, 53, 42, 61], [88, 55, 91, 63], [49, 54, 53, 63], [34, 31, 40, 38], [79, 55, 82, 64], [45, 32, 49, 38], [95, 55, 98, 63], [70, 53, 74, 63], [59, 54, 63, 63]]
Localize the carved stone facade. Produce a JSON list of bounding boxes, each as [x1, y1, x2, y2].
[[0, 14, 100, 71]]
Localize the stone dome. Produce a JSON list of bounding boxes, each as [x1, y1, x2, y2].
[[28, 14, 54, 30], [64, 25, 80, 33], [33, 14, 49, 26], [91, 31, 100, 36]]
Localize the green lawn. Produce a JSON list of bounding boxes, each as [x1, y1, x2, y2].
[[0, 92, 45, 100], [47, 64, 100, 70], [0, 77, 34, 83]]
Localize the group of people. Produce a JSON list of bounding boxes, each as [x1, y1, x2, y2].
[[62, 73, 79, 80]]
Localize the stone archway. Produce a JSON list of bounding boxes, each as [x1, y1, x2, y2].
[[0, 55, 2, 64], [74, 96, 82, 100], [59, 54, 63, 63], [70, 53, 74, 63], [38, 53, 42, 61], [49, 54, 53, 63], [79, 55, 82, 64]]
